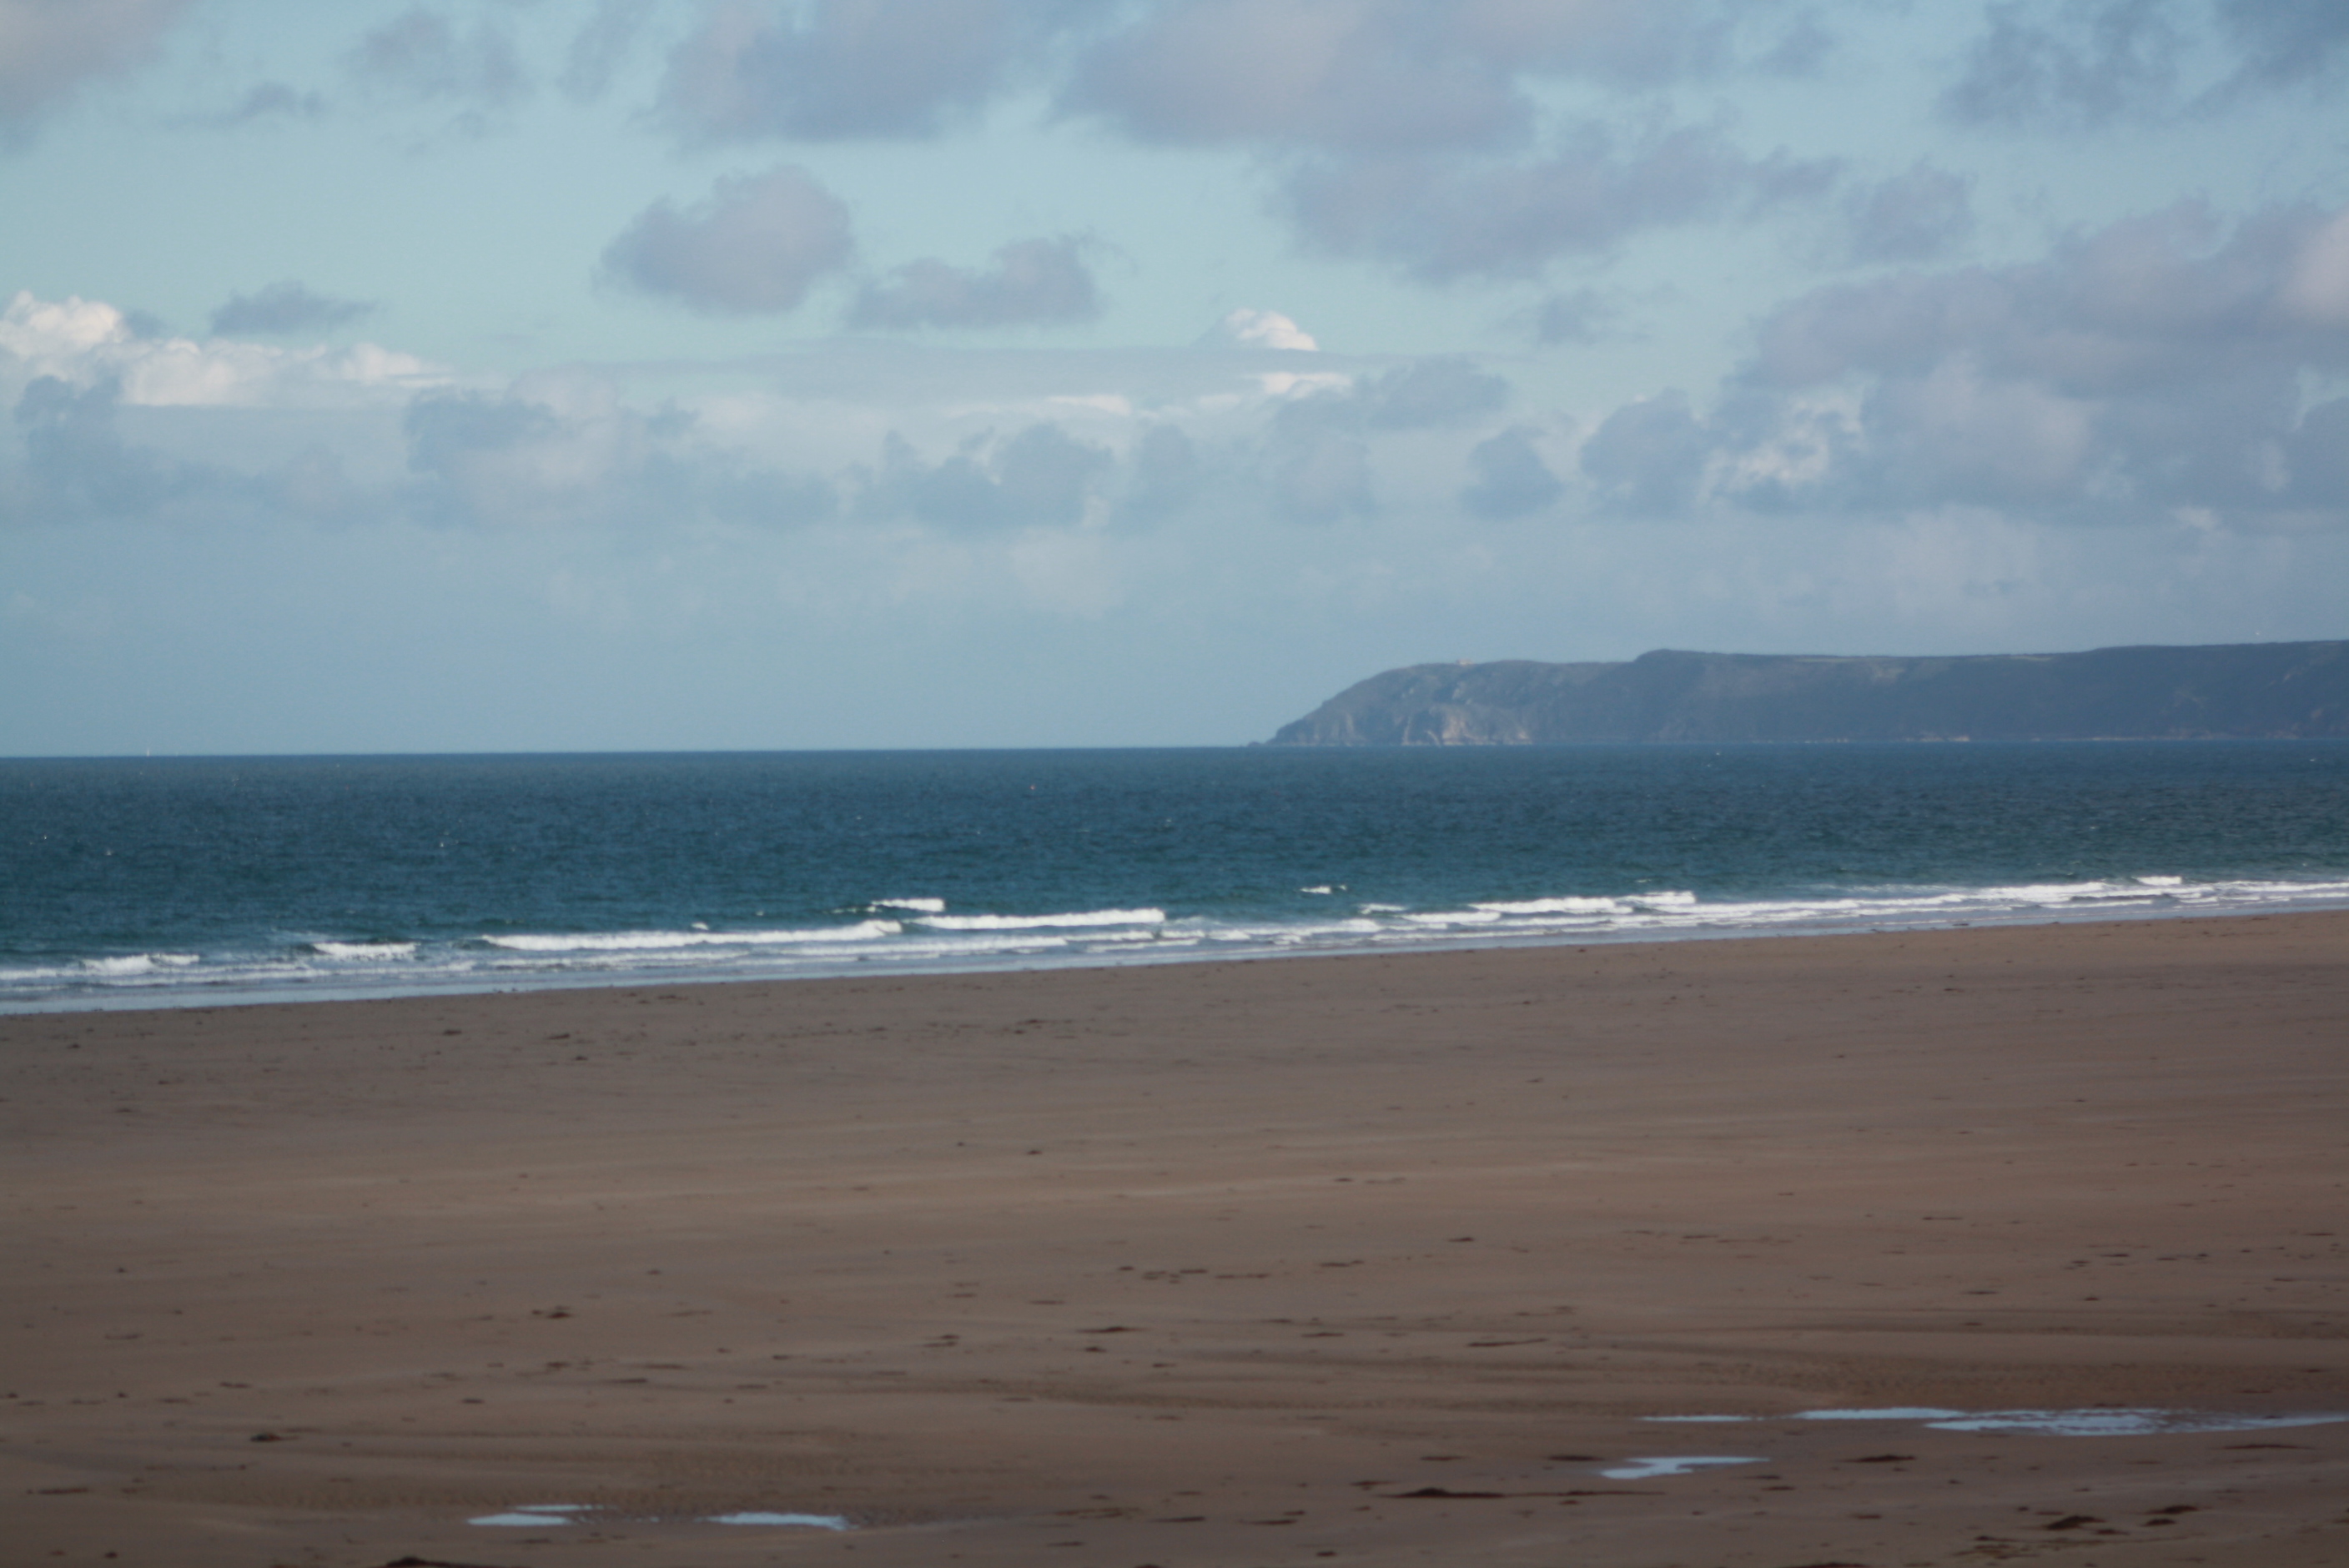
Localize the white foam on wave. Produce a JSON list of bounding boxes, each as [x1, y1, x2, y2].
[[1472, 895, 1630, 917], [870, 897, 946, 914], [707, 1511, 853, 1529], [79, 952, 197, 977], [313, 941, 417, 961], [1403, 907, 1504, 927], [917, 907, 1165, 932], [485, 920, 901, 953]]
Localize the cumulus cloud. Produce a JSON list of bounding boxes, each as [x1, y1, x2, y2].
[[0, 0, 191, 143], [1460, 425, 1563, 518], [600, 164, 855, 315], [2, 290, 437, 409], [210, 282, 376, 338], [1201, 309, 1319, 351], [346, 7, 527, 126], [1586, 200, 2349, 530], [657, 0, 1105, 143], [405, 384, 834, 530], [848, 236, 1101, 330], [1284, 124, 1838, 280], [855, 422, 1114, 530]]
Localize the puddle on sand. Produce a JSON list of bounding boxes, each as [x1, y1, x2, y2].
[[1644, 1409, 2349, 1437], [1922, 1410, 2349, 1437], [470, 1505, 586, 1527], [470, 1503, 853, 1530], [1600, 1456, 1766, 1480]]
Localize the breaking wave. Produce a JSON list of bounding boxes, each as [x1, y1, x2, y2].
[[9, 872, 2349, 1011]]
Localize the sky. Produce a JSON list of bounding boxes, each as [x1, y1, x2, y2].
[[3, 0, 2346, 754]]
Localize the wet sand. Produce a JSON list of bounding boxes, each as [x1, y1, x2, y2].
[[5, 912, 2346, 1566]]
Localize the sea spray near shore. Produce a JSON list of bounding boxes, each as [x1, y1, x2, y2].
[[6, 742, 2346, 1010]]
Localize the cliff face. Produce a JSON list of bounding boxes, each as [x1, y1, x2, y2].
[[1268, 642, 2349, 745]]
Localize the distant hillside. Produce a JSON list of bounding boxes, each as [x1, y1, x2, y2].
[[1267, 642, 2349, 745]]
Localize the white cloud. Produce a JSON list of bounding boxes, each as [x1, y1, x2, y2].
[[1, 291, 440, 409], [1204, 309, 1320, 351]]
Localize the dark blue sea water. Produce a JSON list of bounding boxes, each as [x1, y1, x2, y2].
[[4, 744, 2347, 1012]]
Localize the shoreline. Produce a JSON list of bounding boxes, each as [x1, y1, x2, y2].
[[13, 890, 2349, 1017], [6, 911, 2346, 1565]]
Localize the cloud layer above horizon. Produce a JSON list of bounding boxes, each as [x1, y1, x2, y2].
[[3, 0, 2346, 751]]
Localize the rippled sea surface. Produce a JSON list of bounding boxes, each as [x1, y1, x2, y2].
[[4, 743, 2346, 1009]]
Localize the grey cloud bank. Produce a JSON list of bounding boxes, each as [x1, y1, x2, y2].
[[0, 0, 193, 141], [1708, 201, 2349, 528], [848, 238, 1102, 331], [656, 0, 1105, 143], [1941, 0, 2349, 125]]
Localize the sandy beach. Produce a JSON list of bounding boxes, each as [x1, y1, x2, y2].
[[4, 912, 2346, 1567]]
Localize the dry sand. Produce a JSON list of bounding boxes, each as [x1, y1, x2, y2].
[[4, 913, 2346, 1567]]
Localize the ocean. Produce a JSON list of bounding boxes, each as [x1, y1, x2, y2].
[[4, 743, 2347, 1012]]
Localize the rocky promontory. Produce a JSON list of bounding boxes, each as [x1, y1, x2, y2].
[[1268, 641, 2349, 745]]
